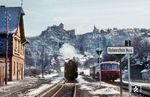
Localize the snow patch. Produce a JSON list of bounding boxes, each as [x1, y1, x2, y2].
[[89, 87, 119, 95], [38, 73, 58, 79], [25, 84, 53, 97]]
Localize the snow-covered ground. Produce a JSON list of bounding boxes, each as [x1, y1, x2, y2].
[[23, 84, 53, 97], [0, 77, 39, 93], [31, 72, 149, 97], [38, 73, 59, 79], [2, 67, 148, 97], [77, 75, 120, 96], [0, 73, 63, 97], [78, 68, 90, 76], [22, 75, 64, 97], [77, 75, 89, 84]]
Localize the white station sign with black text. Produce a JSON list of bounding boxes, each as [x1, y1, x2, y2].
[[107, 47, 134, 54]]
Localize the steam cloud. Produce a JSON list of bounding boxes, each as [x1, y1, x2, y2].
[[59, 43, 81, 60]]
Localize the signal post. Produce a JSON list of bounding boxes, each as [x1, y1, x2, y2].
[[96, 48, 102, 87]]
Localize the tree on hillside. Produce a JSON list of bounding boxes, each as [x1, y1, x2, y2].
[[131, 36, 150, 67], [25, 50, 34, 67]]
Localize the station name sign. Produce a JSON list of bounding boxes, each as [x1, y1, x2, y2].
[[107, 47, 134, 54]]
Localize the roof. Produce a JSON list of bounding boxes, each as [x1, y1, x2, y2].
[[0, 6, 25, 34], [100, 61, 120, 65], [90, 61, 120, 68]]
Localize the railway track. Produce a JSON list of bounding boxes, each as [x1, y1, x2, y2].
[[122, 82, 150, 97], [37, 80, 79, 97], [106, 81, 150, 97]]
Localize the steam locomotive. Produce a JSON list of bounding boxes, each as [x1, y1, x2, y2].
[[64, 59, 78, 81]]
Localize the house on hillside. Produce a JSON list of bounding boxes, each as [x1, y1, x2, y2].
[[0, 6, 26, 84]]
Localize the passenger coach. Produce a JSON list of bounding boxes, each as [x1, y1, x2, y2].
[[90, 61, 120, 81]]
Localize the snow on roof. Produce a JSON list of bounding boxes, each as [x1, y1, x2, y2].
[[101, 61, 119, 65], [0, 6, 24, 34]]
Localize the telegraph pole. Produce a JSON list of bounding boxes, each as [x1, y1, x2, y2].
[[5, 8, 9, 85], [128, 54, 131, 97], [125, 40, 132, 97], [119, 55, 123, 97], [41, 46, 45, 78], [21, 0, 23, 7]]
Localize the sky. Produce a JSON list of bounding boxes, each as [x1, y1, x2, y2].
[[1, 0, 150, 36]]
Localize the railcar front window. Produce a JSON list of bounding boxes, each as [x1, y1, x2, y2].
[[101, 63, 119, 70], [101, 64, 111, 70], [112, 65, 119, 70]]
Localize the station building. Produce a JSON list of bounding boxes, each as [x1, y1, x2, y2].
[[0, 6, 26, 85]]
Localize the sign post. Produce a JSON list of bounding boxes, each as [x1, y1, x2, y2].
[[128, 54, 131, 97], [107, 47, 134, 54], [107, 46, 134, 97], [96, 48, 102, 87]]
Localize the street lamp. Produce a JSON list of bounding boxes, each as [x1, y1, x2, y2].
[[96, 48, 102, 87]]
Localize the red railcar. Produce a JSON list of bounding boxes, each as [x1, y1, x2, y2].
[[90, 61, 120, 81]]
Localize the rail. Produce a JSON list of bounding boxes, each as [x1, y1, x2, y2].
[[51, 83, 65, 97], [36, 79, 66, 97], [73, 84, 77, 97], [122, 83, 150, 97], [37, 80, 78, 97]]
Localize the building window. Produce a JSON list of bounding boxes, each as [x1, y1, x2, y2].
[[18, 41, 20, 53], [22, 46, 24, 55], [15, 38, 18, 52], [21, 44, 23, 54], [14, 62, 15, 75]]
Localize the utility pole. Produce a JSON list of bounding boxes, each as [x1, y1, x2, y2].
[[5, 8, 9, 85], [21, 0, 23, 7], [128, 54, 131, 97], [41, 46, 45, 78], [119, 54, 124, 97], [119, 57, 122, 97], [125, 40, 132, 97]]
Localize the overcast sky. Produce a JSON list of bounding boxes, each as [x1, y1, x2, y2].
[[1, 0, 150, 36]]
